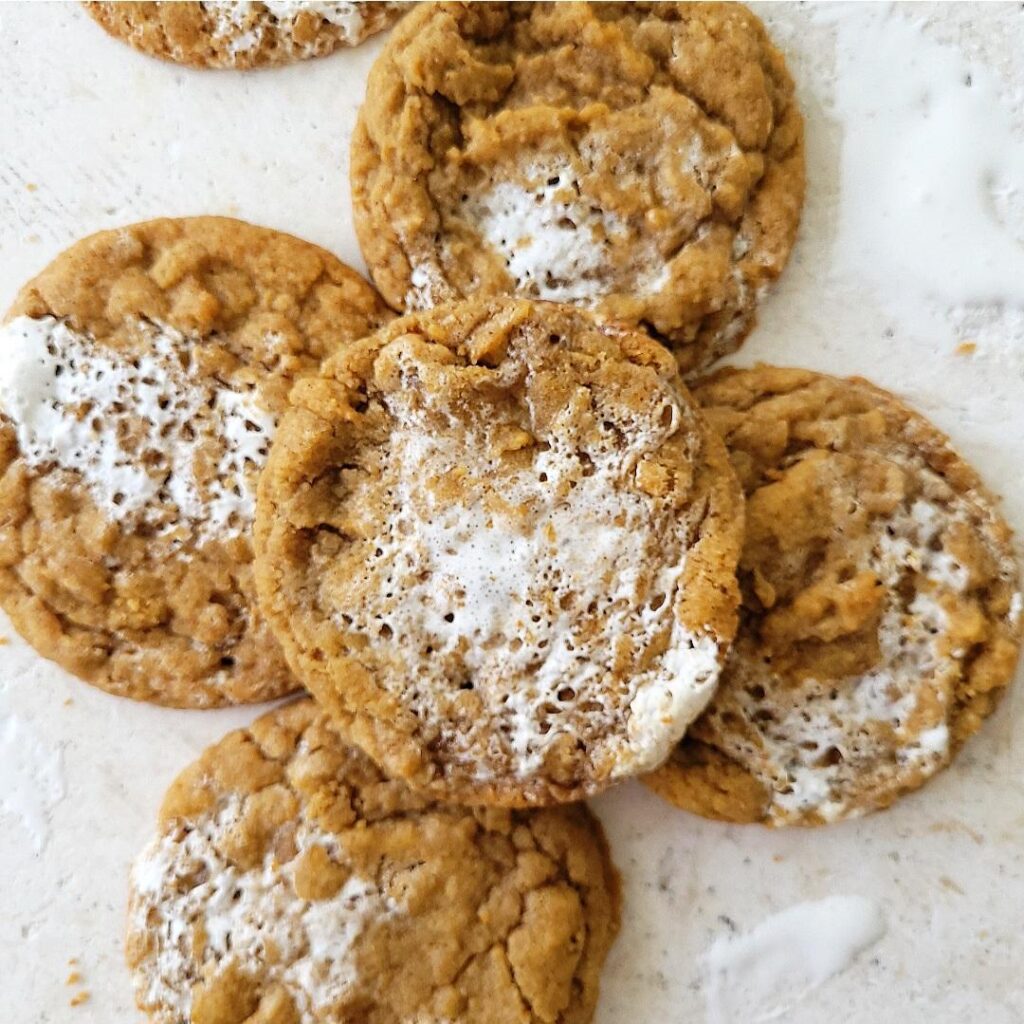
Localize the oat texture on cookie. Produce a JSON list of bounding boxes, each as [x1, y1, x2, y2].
[[0, 217, 390, 707], [84, 1, 406, 69], [255, 297, 743, 806], [352, 1, 805, 377], [644, 366, 1022, 826], [127, 699, 621, 1024]]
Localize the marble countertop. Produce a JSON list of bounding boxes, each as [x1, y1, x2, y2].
[[2, 3, 1023, 1022]]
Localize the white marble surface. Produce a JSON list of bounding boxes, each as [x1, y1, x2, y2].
[[1, 3, 1023, 1022]]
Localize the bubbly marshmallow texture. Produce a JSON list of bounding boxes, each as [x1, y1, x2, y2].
[[0, 315, 274, 541], [459, 157, 721, 309], [203, 0, 370, 53], [131, 798, 397, 1024], [257, 298, 744, 803], [732, 499, 965, 824], [405, 263, 445, 312], [466, 167, 630, 305], [330, 335, 720, 784]]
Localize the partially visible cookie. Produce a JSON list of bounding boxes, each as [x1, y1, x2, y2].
[[84, 1, 406, 69], [0, 216, 390, 707], [644, 366, 1022, 826], [352, 1, 804, 377], [128, 699, 621, 1024], [254, 296, 743, 806]]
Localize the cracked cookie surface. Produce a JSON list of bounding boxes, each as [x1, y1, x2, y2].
[[351, 1, 804, 377], [644, 366, 1022, 826], [127, 698, 621, 1024], [0, 216, 390, 707], [254, 296, 743, 806], [84, 2, 406, 69]]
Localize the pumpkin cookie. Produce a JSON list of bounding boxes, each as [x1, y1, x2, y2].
[[351, 1, 804, 377], [254, 296, 743, 806], [128, 699, 621, 1024], [0, 217, 389, 707], [644, 366, 1022, 826], [84, 1, 406, 69]]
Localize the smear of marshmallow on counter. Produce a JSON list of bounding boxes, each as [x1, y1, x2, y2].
[[703, 895, 887, 1024], [822, 5, 1024, 310]]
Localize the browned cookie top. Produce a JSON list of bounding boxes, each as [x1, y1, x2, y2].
[[0, 216, 390, 707], [352, 1, 804, 377], [254, 296, 743, 806], [85, 1, 407, 69], [644, 365, 1022, 826], [128, 699, 621, 1024]]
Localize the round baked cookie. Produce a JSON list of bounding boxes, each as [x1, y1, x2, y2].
[[255, 296, 743, 806], [128, 699, 621, 1024], [0, 217, 390, 707], [351, 1, 804, 378], [84, 1, 406, 69], [644, 366, 1023, 826]]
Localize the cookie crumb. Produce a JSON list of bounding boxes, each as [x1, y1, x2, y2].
[[955, 341, 977, 356], [69, 991, 90, 1007], [25, 183, 38, 193], [928, 820, 984, 844]]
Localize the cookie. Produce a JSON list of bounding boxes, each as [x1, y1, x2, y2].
[[644, 366, 1022, 826], [127, 698, 621, 1024], [351, 1, 804, 378], [254, 296, 743, 806], [84, 1, 406, 69], [0, 217, 390, 707]]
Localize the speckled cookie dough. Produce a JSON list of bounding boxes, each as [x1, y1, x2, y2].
[[644, 366, 1022, 826], [127, 699, 621, 1024], [351, 1, 804, 377], [254, 296, 743, 806], [84, 1, 407, 69], [0, 216, 390, 707]]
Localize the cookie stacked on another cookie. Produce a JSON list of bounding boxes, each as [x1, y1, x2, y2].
[[0, 217, 390, 707], [645, 366, 1023, 825], [352, 1, 805, 376], [84, 1, 406, 69], [253, 296, 745, 806]]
